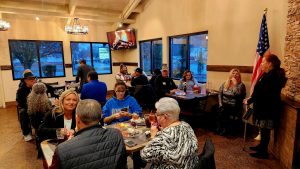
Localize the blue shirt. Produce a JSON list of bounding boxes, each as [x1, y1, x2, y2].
[[80, 80, 107, 103], [102, 95, 142, 124]]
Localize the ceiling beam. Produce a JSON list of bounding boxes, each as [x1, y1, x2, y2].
[[0, 6, 135, 24], [120, 0, 141, 19], [0, 0, 66, 14], [67, 0, 78, 25]]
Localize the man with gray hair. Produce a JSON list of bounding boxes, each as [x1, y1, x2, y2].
[[141, 97, 199, 169], [49, 99, 127, 169]]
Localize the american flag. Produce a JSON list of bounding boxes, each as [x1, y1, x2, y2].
[[250, 14, 270, 94]]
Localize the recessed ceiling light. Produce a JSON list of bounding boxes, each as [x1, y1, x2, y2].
[[35, 17, 40, 21]]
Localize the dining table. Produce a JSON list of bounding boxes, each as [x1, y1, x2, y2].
[[41, 120, 151, 168]]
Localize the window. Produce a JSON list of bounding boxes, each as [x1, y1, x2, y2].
[[139, 39, 162, 75], [169, 32, 208, 82], [9, 40, 65, 80], [71, 42, 112, 76]]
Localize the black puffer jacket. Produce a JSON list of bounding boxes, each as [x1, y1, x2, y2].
[[56, 124, 127, 169]]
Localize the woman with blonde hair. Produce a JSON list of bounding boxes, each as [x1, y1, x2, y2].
[[38, 89, 79, 141], [217, 68, 246, 136], [27, 82, 51, 130]]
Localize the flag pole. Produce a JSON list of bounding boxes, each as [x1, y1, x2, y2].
[[264, 8, 268, 15]]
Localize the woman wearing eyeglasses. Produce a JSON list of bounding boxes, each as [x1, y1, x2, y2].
[[103, 81, 142, 125], [141, 97, 199, 169]]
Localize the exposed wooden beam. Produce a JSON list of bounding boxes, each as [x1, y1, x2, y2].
[[132, 5, 143, 13], [67, 0, 78, 25], [0, 0, 66, 14], [0, 6, 135, 23], [120, 0, 141, 19]]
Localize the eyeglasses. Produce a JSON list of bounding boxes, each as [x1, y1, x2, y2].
[[115, 90, 125, 93]]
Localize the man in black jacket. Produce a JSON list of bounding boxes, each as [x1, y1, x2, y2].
[[154, 68, 177, 99], [131, 67, 149, 86], [16, 71, 37, 141], [50, 99, 127, 169], [76, 59, 94, 92]]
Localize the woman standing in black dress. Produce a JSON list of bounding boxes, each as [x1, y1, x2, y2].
[[244, 54, 287, 159]]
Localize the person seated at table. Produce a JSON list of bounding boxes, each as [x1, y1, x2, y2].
[[49, 99, 127, 169], [27, 82, 52, 158], [16, 70, 37, 142], [80, 71, 107, 107], [131, 67, 149, 86], [27, 82, 52, 131], [217, 68, 246, 136], [102, 82, 142, 125], [141, 97, 199, 168], [149, 68, 161, 89], [38, 89, 79, 141], [115, 64, 132, 84], [154, 67, 177, 99], [178, 70, 199, 91]]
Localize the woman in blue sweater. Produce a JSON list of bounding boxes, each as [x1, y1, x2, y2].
[[103, 81, 142, 125]]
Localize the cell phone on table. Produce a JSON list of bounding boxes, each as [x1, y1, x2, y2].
[[121, 107, 128, 112], [124, 140, 137, 147]]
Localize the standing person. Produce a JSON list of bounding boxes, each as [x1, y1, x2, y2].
[[217, 68, 246, 136], [38, 89, 79, 141], [115, 64, 132, 84], [80, 71, 107, 107], [49, 99, 127, 169], [154, 68, 177, 99], [178, 70, 199, 91], [16, 70, 37, 141], [102, 82, 142, 125], [131, 67, 149, 86], [141, 97, 199, 168], [76, 59, 94, 92], [244, 54, 287, 159]]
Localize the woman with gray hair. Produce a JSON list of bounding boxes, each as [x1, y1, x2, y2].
[[27, 82, 52, 158], [141, 97, 199, 169], [27, 82, 52, 130]]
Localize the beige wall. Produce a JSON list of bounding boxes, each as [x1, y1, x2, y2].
[[131, 0, 288, 95], [0, 0, 288, 103]]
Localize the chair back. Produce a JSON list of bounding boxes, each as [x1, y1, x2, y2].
[[44, 82, 59, 86], [194, 138, 216, 169], [133, 84, 156, 110]]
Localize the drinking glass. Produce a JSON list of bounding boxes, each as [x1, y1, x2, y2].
[[132, 113, 139, 120], [56, 128, 65, 140], [149, 113, 156, 124], [144, 114, 151, 128]]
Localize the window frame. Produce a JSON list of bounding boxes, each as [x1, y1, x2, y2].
[[70, 41, 112, 76], [168, 31, 208, 82], [139, 38, 162, 75], [9, 39, 66, 80]]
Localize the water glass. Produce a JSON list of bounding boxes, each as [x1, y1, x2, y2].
[[144, 114, 151, 128], [56, 128, 65, 140]]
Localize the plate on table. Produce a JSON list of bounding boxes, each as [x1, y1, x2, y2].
[[175, 90, 186, 96], [130, 118, 145, 126], [122, 128, 143, 138]]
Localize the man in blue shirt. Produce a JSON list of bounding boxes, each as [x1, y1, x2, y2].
[[80, 71, 107, 107]]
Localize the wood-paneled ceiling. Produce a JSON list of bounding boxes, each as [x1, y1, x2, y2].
[[0, 0, 147, 26]]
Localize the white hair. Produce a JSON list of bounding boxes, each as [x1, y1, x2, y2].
[[155, 97, 180, 121]]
